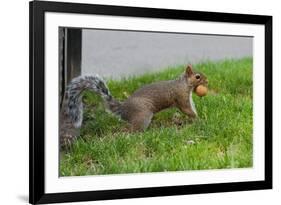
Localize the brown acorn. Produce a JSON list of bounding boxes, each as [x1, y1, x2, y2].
[[195, 85, 208, 97]]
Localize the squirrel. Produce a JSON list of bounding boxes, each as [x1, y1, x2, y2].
[[59, 65, 208, 147]]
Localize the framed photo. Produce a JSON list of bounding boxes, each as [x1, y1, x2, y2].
[[29, 0, 272, 204]]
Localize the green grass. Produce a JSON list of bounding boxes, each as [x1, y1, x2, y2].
[[60, 57, 253, 176]]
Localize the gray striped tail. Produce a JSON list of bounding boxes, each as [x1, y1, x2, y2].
[[64, 75, 120, 128]]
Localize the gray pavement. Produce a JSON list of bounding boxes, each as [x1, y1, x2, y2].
[[81, 29, 252, 79]]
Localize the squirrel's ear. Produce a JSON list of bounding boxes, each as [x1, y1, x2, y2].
[[185, 65, 194, 77]]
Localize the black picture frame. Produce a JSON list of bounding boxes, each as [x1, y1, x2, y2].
[[29, 0, 272, 204]]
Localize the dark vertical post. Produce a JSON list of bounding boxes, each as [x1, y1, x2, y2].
[[59, 28, 82, 108], [66, 28, 82, 84], [59, 28, 65, 109]]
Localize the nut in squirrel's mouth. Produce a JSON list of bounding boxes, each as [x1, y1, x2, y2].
[[194, 84, 208, 97], [194, 83, 208, 91]]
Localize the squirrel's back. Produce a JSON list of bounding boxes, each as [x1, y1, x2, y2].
[[119, 79, 188, 120]]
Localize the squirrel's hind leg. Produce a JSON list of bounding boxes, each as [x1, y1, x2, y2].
[[129, 111, 153, 132]]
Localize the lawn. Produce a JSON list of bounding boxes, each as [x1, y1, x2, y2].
[[60, 57, 253, 176]]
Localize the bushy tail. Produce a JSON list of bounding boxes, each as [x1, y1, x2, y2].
[[63, 75, 121, 128]]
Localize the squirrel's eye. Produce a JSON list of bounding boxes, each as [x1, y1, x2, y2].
[[195, 74, 201, 79]]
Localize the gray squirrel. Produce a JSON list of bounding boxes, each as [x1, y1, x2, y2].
[[60, 65, 208, 147]]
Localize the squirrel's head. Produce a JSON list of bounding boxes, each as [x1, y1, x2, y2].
[[184, 64, 208, 90]]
